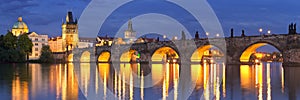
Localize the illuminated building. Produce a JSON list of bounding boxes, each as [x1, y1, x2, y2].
[[48, 37, 64, 52], [96, 36, 114, 46], [27, 32, 48, 60], [78, 38, 96, 48], [62, 11, 79, 51], [11, 17, 29, 37], [11, 17, 49, 60], [124, 19, 137, 43]]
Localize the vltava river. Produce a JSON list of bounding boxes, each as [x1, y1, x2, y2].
[[0, 62, 299, 100]]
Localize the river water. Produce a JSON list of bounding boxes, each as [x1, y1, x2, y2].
[[0, 62, 299, 100]]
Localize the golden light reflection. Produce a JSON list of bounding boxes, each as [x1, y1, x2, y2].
[[80, 63, 90, 97], [141, 71, 144, 100], [191, 64, 203, 89], [130, 73, 134, 100], [12, 76, 29, 100], [152, 64, 164, 85], [98, 63, 110, 100], [68, 54, 74, 62], [267, 63, 271, 100], [151, 47, 179, 62], [222, 65, 226, 97], [240, 65, 252, 90], [240, 43, 267, 62], [162, 63, 170, 99], [120, 50, 137, 62], [203, 63, 211, 100], [256, 64, 263, 100], [29, 64, 42, 98], [173, 63, 179, 100], [98, 52, 110, 62], [281, 66, 285, 93]]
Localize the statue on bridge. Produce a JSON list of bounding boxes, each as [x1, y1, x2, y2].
[[231, 28, 234, 38], [289, 23, 297, 34], [195, 31, 199, 39], [241, 29, 246, 37], [181, 31, 186, 40]]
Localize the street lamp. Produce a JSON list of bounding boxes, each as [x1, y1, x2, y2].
[[267, 30, 271, 35], [259, 28, 263, 36], [163, 35, 167, 41], [216, 33, 220, 37], [206, 32, 210, 36], [174, 36, 178, 40]]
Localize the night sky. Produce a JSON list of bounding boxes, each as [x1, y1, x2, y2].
[[0, 0, 299, 51]]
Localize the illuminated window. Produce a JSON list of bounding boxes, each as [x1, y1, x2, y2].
[[35, 48, 38, 51], [35, 53, 38, 56]]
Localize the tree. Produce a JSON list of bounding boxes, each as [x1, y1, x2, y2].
[[3, 32, 17, 49], [18, 34, 33, 60], [39, 45, 54, 63]]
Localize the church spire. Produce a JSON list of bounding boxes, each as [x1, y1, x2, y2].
[[66, 11, 74, 23], [128, 19, 133, 31]]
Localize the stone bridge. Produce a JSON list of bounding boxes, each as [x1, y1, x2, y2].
[[70, 34, 300, 65]]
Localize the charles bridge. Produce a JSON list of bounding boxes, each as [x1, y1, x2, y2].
[[70, 33, 300, 65]]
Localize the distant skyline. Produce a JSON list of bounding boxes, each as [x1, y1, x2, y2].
[[0, 0, 299, 40]]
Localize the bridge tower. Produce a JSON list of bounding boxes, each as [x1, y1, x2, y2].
[[62, 11, 79, 51]]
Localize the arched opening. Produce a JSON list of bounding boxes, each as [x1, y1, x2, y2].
[[191, 45, 224, 63], [120, 50, 139, 62], [68, 54, 74, 62], [98, 52, 110, 62], [240, 43, 282, 63], [80, 51, 91, 63], [151, 47, 179, 62]]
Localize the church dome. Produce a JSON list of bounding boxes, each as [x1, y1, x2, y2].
[[12, 17, 28, 29]]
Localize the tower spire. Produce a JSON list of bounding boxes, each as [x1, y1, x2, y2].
[[66, 11, 74, 23], [128, 19, 133, 31]]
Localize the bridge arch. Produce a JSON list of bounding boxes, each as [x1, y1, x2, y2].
[[151, 46, 180, 62], [191, 45, 224, 62], [120, 50, 139, 62], [239, 41, 283, 63], [80, 51, 91, 63], [98, 51, 111, 62]]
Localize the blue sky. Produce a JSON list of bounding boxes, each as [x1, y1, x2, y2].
[[0, 0, 299, 42]]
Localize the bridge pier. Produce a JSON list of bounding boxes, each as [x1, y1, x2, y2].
[[283, 49, 300, 65]]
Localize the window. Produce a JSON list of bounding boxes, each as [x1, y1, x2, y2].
[[35, 38, 38, 41], [35, 48, 38, 51], [35, 43, 38, 46], [35, 53, 38, 57], [42, 39, 45, 41]]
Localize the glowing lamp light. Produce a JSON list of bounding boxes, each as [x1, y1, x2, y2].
[[173, 59, 177, 63], [206, 32, 210, 36], [255, 59, 260, 63], [267, 30, 271, 34], [259, 28, 263, 33]]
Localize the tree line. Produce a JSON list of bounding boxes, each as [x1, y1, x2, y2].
[[0, 31, 53, 63]]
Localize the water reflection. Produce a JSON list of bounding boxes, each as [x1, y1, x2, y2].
[[0, 62, 300, 100]]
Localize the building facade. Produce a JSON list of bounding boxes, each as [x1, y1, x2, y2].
[[62, 11, 79, 51], [11, 17, 29, 37], [27, 32, 48, 60], [48, 37, 64, 53], [124, 19, 137, 43], [78, 38, 96, 48]]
